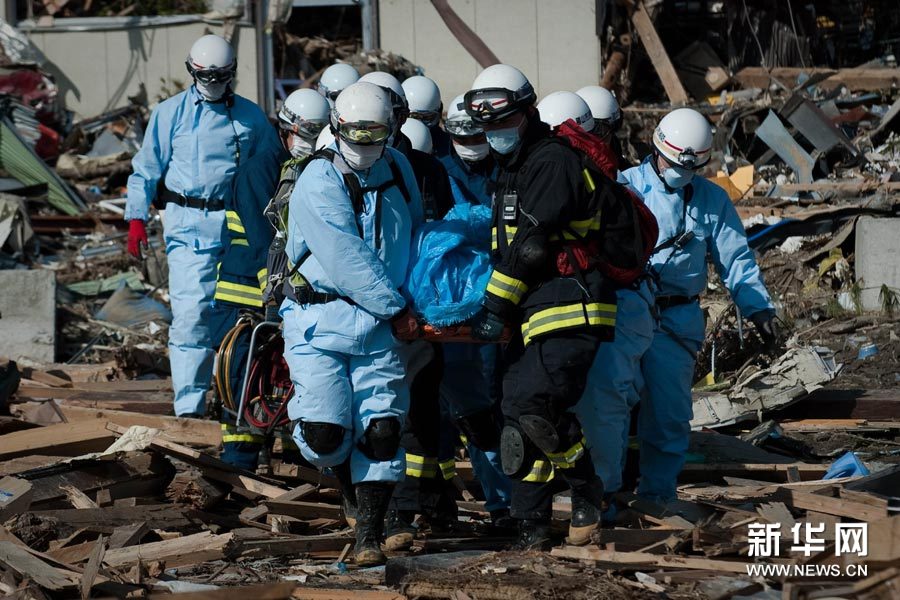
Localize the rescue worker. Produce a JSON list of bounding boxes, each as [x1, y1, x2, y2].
[[577, 108, 776, 508], [575, 86, 627, 169], [282, 81, 423, 567], [317, 63, 360, 107], [536, 91, 595, 133], [125, 34, 280, 418], [400, 118, 433, 154], [402, 75, 451, 157], [215, 88, 329, 469], [465, 65, 628, 549]]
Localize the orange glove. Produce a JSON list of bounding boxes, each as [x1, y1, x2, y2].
[[127, 219, 148, 258]]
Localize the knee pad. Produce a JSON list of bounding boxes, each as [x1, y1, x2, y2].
[[519, 415, 560, 455], [500, 425, 526, 476], [456, 409, 501, 451], [300, 421, 346, 455], [358, 417, 402, 461]]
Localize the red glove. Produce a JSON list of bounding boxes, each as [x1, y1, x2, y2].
[[391, 308, 421, 340], [127, 219, 148, 258]]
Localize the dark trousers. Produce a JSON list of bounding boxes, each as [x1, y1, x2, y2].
[[501, 332, 604, 520]]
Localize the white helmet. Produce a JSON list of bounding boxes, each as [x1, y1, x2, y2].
[[316, 126, 335, 150], [331, 82, 394, 144], [278, 88, 330, 139], [359, 71, 407, 113], [653, 108, 712, 169], [318, 63, 360, 102], [466, 64, 536, 124], [401, 119, 433, 154], [402, 75, 442, 125], [444, 93, 483, 138], [186, 35, 235, 80], [537, 91, 594, 132], [575, 86, 621, 128]]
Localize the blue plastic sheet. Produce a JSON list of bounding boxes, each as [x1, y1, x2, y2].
[[823, 451, 870, 480], [405, 203, 493, 326]]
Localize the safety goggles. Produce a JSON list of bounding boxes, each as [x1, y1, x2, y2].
[[318, 85, 341, 102], [660, 149, 703, 171], [186, 62, 235, 85], [410, 110, 440, 127], [464, 85, 534, 124], [334, 120, 391, 145], [278, 107, 328, 139], [444, 116, 483, 138]]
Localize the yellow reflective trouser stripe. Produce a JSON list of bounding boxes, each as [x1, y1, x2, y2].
[[546, 437, 587, 469], [221, 424, 264, 444], [215, 280, 264, 307], [226, 210, 246, 234], [257, 267, 268, 288], [491, 227, 498, 251], [439, 459, 457, 481], [582, 168, 596, 193], [486, 270, 528, 304], [405, 453, 439, 478], [521, 302, 617, 345], [522, 460, 555, 483], [548, 214, 602, 241], [231, 238, 249, 246], [459, 433, 469, 446]]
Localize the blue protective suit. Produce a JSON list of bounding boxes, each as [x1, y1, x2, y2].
[[283, 144, 424, 484], [438, 148, 496, 208], [125, 86, 281, 416], [578, 157, 773, 503]]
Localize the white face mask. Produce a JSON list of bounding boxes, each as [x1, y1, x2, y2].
[[196, 81, 229, 102], [485, 126, 522, 155], [289, 135, 315, 159], [339, 139, 384, 171], [453, 140, 490, 162], [661, 165, 695, 189]]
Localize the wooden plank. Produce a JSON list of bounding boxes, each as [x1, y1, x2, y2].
[[0, 420, 116, 459], [631, 2, 689, 104], [61, 485, 98, 509], [264, 500, 342, 521], [47, 540, 99, 564], [201, 467, 288, 499], [271, 462, 339, 488], [20, 368, 73, 388], [0, 541, 79, 590], [31, 505, 192, 533], [293, 590, 406, 600], [73, 379, 172, 393], [237, 533, 353, 559], [0, 416, 42, 436], [80, 536, 106, 600], [0, 476, 32, 520], [681, 462, 828, 482], [776, 489, 888, 522], [735, 66, 900, 92], [60, 406, 219, 447], [550, 545, 751, 573], [107, 523, 148, 550], [147, 582, 298, 600], [778, 389, 900, 421], [0, 455, 68, 476], [756, 502, 796, 529], [274, 483, 316, 502], [103, 531, 236, 569]]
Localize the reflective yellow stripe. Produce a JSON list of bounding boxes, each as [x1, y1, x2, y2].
[[439, 459, 457, 481], [582, 168, 596, 193], [522, 460, 555, 483], [257, 267, 268, 288], [548, 213, 603, 241], [521, 302, 617, 345], [405, 453, 439, 478], [226, 210, 246, 234], [491, 227, 498, 251], [486, 270, 528, 304], [505, 224, 518, 245], [223, 433, 265, 444], [215, 280, 264, 307], [231, 238, 249, 246], [459, 434, 469, 446], [546, 437, 587, 469]]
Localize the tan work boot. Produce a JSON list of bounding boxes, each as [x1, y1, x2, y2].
[[565, 494, 600, 546], [384, 510, 416, 551], [353, 482, 391, 567]]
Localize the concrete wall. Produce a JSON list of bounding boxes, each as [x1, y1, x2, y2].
[[379, 0, 602, 107], [20, 18, 258, 119]]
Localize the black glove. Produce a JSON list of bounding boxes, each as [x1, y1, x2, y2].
[[390, 307, 421, 340], [470, 307, 505, 342], [750, 309, 778, 349]]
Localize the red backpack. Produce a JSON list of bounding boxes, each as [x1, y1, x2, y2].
[[553, 119, 659, 285]]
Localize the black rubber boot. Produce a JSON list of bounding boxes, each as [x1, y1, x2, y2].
[[333, 461, 357, 530], [354, 482, 393, 566], [514, 518, 553, 551], [566, 492, 600, 546], [384, 510, 416, 551], [489, 508, 517, 533]]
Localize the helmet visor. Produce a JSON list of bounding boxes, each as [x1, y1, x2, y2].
[[444, 116, 483, 137], [410, 110, 440, 126], [335, 121, 391, 145], [319, 85, 341, 102], [464, 87, 531, 124]]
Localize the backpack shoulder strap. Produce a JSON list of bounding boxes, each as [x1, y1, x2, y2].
[[383, 151, 412, 205], [323, 148, 365, 215]]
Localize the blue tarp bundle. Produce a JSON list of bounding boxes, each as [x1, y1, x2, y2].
[[404, 203, 492, 327]]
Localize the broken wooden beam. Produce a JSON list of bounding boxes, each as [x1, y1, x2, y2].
[[264, 500, 342, 521], [735, 66, 900, 92], [0, 477, 32, 520], [775, 488, 888, 522], [60, 406, 220, 447], [630, 2, 689, 104], [0, 541, 80, 590], [0, 420, 116, 459], [30, 505, 193, 533], [550, 545, 752, 573], [103, 531, 237, 569]]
